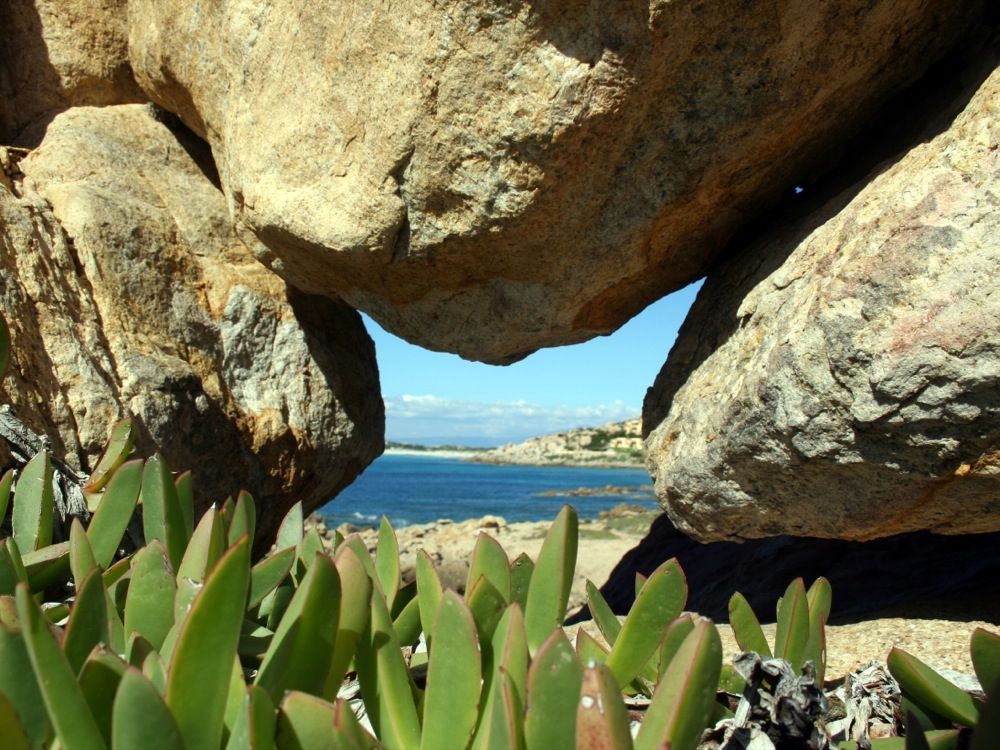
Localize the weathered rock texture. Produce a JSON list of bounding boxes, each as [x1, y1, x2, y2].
[[0, 104, 383, 540], [1, 0, 146, 141], [127, 0, 986, 363], [643, 63, 1000, 542]]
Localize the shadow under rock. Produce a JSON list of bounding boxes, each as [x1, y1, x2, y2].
[[568, 513, 1000, 626]]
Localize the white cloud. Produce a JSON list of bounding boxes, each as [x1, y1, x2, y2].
[[384, 394, 640, 446]]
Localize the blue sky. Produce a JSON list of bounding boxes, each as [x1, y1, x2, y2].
[[367, 280, 702, 446]]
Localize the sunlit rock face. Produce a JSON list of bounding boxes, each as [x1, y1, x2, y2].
[[643, 62, 1000, 542], [127, 0, 984, 363], [1, 105, 384, 542], [1, 0, 147, 141]]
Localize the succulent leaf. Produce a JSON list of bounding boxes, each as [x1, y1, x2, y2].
[[21, 542, 70, 590], [0, 538, 25, 596], [634, 618, 722, 750], [606, 558, 687, 689], [15, 584, 108, 750], [276, 502, 304, 552], [970, 628, 1000, 698], [84, 418, 135, 494], [141, 455, 188, 571], [805, 577, 832, 682], [467, 533, 511, 603], [255, 553, 341, 700], [225, 685, 277, 750], [165, 536, 251, 750], [62, 568, 110, 676], [0, 691, 32, 750], [123, 541, 177, 651], [576, 661, 633, 750], [174, 471, 195, 540], [509, 553, 534, 612], [467, 574, 508, 644], [69, 518, 98, 586], [415, 550, 443, 648], [0, 469, 14, 528], [229, 490, 257, 548], [86, 458, 142, 568], [249, 546, 297, 610], [77, 648, 127, 745], [970, 678, 1000, 750], [888, 647, 979, 728], [0, 622, 51, 746], [12, 450, 54, 555], [375, 516, 401, 608], [325, 545, 373, 700], [658, 614, 696, 682], [774, 578, 809, 671], [524, 505, 578, 655], [421, 590, 482, 750], [728, 592, 771, 658], [355, 583, 421, 750], [113, 668, 185, 750], [586, 580, 622, 647], [524, 629, 582, 750]]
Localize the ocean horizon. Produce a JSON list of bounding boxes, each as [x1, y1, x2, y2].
[[317, 453, 656, 529]]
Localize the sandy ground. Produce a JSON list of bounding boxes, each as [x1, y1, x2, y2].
[[316, 508, 997, 683]]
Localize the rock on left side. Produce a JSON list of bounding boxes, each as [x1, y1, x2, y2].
[[0, 104, 384, 542]]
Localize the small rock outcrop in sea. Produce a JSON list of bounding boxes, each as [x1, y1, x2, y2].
[[125, 0, 983, 363], [643, 57, 1000, 541], [0, 105, 383, 541], [472, 418, 644, 468]]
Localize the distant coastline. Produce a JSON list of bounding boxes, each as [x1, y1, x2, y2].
[[385, 417, 647, 470]]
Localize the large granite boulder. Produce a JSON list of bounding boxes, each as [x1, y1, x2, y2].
[[127, 0, 985, 363], [1, 0, 146, 141], [0, 104, 383, 541], [643, 61, 1000, 542]]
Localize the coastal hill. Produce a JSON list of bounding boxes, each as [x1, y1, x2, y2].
[[469, 418, 644, 468]]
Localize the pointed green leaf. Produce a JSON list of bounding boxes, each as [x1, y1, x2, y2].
[[340, 534, 377, 581], [113, 668, 185, 750], [226, 685, 277, 750], [480, 603, 528, 729], [276, 502, 304, 552], [0, 469, 14, 529], [606, 558, 687, 689], [324, 545, 372, 700], [84, 418, 134, 493], [175, 471, 195, 540], [970, 678, 1000, 750], [78, 648, 127, 746], [141, 455, 187, 571], [587, 580, 622, 647], [175, 506, 228, 625], [62, 568, 110, 675], [634, 573, 647, 599], [524, 630, 582, 749], [634, 619, 722, 750], [421, 590, 482, 750], [15, 584, 107, 750], [332, 698, 383, 750], [475, 668, 524, 750], [355, 584, 421, 750], [298, 527, 325, 572], [0, 539, 24, 596], [256, 553, 341, 700], [375, 516, 400, 607], [250, 546, 297, 610], [0, 691, 32, 750], [415, 550, 443, 647], [888, 647, 979, 728], [230, 490, 257, 548], [524, 505, 578, 655], [576, 661, 633, 750], [774, 578, 810, 671], [0, 622, 51, 746], [468, 574, 508, 644], [576, 629, 610, 665], [805, 577, 831, 682], [467, 533, 511, 603], [21, 541, 69, 590], [276, 691, 338, 750], [391, 592, 422, 648], [69, 518, 98, 586], [123, 541, 177, 651], [86, 458, 142, 568], [166, 536, 251, 750], [509, 553, 534, 612], [12, 451, 54, 554], [658, 614, 696, 682], [971, 628, 1000, 697], [728, 592, 771, 658]]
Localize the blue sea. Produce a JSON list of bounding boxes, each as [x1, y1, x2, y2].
[[317, 453, 657, 528]]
